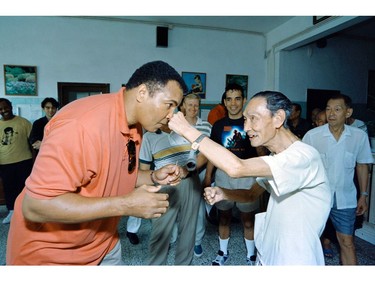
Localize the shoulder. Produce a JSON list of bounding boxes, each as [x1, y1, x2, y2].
[[346, 124, 367, 138], [15, 115, 32, 125], [33, 116, 47, 124]]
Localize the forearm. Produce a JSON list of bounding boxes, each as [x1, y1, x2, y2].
[[356, 163, 370, 195], [136, 169, 154, 187], [181, 126, 270, 177], [22, 192, 124, 223], [169, 112, 271, 177]]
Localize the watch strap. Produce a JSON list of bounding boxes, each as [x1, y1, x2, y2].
[[191, 134, 207, 151]]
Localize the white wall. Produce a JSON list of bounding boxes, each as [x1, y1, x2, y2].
[[0, 16, 266, 122], [1, 16, 374, 123], [264, 16, 375, 120]]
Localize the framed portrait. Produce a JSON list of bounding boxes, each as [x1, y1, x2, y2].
[[226, 74, 248, 99], [181, 71, 206, 99], [4, 65, 37, 96]]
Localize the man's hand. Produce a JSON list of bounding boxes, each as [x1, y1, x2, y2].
[[356, 196, 368, 216], [204, 186, 225, 205], [153, 164, 181, 186], [32, 140, 42, 150], [122, 185, 169, 219], [168, 112, 190, 136]]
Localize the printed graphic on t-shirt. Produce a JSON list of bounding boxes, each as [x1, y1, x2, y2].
[[221, 125, 247, 150], [1, 126, 18, 145]]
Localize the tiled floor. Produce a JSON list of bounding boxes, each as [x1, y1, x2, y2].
[[1, 205, 375, 266]]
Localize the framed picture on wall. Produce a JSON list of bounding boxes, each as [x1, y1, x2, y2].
[[4, 65, 37, 96], [226, 74, 248, 99], [181, 71, 206, 99]]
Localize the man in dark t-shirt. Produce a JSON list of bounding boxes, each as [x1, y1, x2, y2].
[[203, 83, 261, 266]]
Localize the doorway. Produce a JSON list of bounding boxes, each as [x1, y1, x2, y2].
[[57, 82, 110, 107]]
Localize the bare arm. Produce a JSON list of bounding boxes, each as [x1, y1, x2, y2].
[[22, 184, 168, 223], [204, 182, 265, 205], [169, 112, 272, 178], [203, 160, 216, 187], [356, 163, 369, 215]]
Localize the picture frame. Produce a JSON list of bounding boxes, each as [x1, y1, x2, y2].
[[181, 71, 206, 99], [4, 65, 37, 96], [226, 74, 248, 99], [313, 16, 330, 25]]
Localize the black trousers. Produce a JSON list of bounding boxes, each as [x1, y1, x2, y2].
[[0, 159, 33, 210]]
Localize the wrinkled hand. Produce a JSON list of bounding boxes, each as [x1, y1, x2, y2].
[[356, 197, 368, 216], [204, 186, 224, 205], [124, 185, 169, 219], [168, 112, 190, 136], [154, 164, 181, 186]]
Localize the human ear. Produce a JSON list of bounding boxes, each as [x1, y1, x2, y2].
[[273, 109, 286, 129], [135, 84, 148, 103], [345, 108, 353, 118]]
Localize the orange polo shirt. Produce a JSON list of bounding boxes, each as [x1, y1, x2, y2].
[[6, 88, 142, 265]]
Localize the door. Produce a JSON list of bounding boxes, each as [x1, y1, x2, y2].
[[58, 82, 110, 107]]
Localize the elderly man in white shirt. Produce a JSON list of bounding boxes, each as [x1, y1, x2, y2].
[[169, 90, 332, 265], [303, 93, 373, 265]]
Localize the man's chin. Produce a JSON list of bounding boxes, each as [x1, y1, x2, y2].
[[146, 124, 163, 133]]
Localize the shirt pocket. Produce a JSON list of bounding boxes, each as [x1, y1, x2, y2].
[[344, 151, 356, 169]]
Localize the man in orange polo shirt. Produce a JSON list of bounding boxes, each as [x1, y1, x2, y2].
[[6, 61, 186, 265]]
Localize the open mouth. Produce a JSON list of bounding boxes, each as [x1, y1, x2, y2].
[[248, 133, 257, 140]]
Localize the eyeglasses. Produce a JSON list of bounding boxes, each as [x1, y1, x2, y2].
[[127, 140, 136, 173]]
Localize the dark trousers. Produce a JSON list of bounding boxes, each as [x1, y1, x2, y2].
[[0, 159, 33, 210]]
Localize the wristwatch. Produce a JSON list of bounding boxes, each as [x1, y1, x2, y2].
[[191, 134, 207, 151]]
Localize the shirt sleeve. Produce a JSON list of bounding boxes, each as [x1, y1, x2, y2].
[[25, 119, 98, 199], [260, 143, 325, 197]]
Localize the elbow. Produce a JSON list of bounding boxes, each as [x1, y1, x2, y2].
[[22, 203, 41, 222], [22, 196, 46, 223], [225, 160, 244, 178]]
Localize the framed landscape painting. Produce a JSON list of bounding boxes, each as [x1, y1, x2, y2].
[[182, 71, 206, 99], [226, 74, 248, 99], [4, 65, 37, 96]]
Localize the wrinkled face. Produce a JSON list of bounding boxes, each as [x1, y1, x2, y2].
[[183, 98, 199, 119], [243, 97, 276, 147], [0, 101, 14, 121], [326, 98, 351, 128], [43, 102, 58, 119], [139, 80, 183, 132], [224, 90, 245, 118]]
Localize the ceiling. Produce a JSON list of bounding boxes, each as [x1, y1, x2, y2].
[[96, 16, 375, 43], [102, 16, 295, 35]]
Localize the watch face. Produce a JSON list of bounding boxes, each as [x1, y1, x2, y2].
[[192, 142, 199, 150]]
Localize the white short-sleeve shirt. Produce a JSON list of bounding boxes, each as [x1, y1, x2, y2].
[[255, 141, 331, 265], [303, 124, 373, 209]]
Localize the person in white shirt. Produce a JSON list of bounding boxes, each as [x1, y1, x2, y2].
[[168, 90, 332, 265], [303, 93, 373, 265]]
